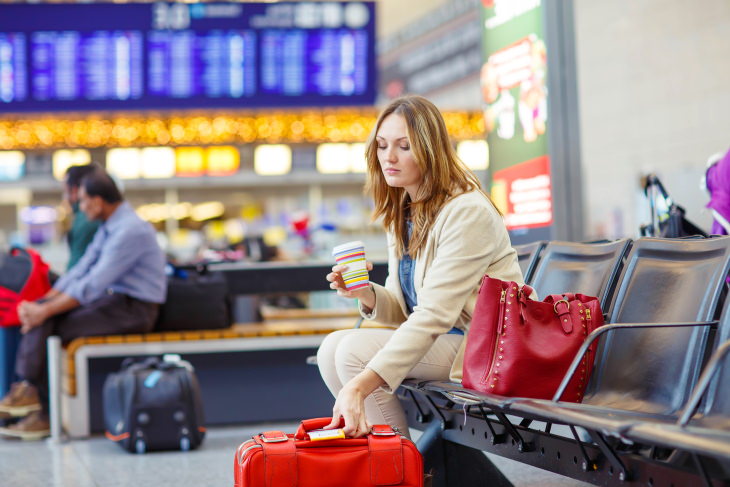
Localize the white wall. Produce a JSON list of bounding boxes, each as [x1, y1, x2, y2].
[[574, 0, 730, 239]]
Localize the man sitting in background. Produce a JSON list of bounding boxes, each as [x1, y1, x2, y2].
[[0, 166, 167, 439], [63, 164, 100, 270]]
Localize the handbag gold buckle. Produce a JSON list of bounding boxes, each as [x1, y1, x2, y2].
[[553, 299, 570, 314]]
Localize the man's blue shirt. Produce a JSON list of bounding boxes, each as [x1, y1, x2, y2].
[[54, 201, 167, 305]]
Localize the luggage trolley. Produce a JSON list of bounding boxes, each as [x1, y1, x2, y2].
[[640, 174, 707, 238]]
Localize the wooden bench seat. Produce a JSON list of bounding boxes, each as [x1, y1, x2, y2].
[[259, 306, 360, 321]]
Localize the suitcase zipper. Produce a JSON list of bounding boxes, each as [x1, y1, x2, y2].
[[579, 307, 593, 400], [177, 365, 201, 444], [116, 374, 126, 439], [481, 288, 507, 387], [128, 368, 143, 452]]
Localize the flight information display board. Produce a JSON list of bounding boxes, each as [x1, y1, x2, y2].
[[0, 33, 27, 103], [0, 2, 376, 111]]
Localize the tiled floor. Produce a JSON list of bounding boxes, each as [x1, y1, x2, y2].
[[0, 423, 591, 487]]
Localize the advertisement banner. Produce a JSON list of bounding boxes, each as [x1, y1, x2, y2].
[[491, 155, 552, 229], [481, 0, 552, 239]]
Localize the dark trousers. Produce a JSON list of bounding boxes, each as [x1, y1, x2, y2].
[[15, 293, 159, 412]]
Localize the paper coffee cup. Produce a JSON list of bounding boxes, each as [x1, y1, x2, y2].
[[332, 240, 370, 291]]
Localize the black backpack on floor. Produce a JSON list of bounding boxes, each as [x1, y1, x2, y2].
[[103, 355, 206, 454]]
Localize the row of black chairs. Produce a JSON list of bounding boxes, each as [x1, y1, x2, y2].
[[398, 236, 730, 487]]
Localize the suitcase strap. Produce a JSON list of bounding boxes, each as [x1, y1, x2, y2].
[[259, 431, 297, 487], [368, 427, 404, 485]]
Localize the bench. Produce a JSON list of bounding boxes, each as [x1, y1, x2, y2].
[[399, 236, 730, 487]]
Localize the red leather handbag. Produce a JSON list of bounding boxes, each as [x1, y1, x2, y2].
[[462, 276, 604, 402], [234, 417, 423, 487]]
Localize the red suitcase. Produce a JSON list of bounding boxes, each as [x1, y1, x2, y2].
[[234, 417, 423, 487]]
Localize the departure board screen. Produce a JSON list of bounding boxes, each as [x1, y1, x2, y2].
[[0, 2, 376, 112], [147, 30, 257, 99], [0, 33, 27, 103], [31, 31, 144, 102]]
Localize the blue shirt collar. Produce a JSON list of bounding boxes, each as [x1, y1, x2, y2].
[[101, 201, 132, 234]]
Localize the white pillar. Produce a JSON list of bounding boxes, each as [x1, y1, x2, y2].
[[46, 335, 63, 443]]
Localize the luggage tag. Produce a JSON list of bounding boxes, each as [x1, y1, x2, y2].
[[307, 428, 345, 441]]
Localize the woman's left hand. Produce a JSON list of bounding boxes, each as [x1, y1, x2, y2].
[[327, 383, 371, 438], [325, 368, 385, 438]]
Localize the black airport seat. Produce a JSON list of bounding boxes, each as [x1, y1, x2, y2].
[[508, 236, 730, 437], [513, 240, 547, 285], [624, 298, 730, 464], [527, 238, 632, 308], [400, 237, 730, 487], [625, 341, 730, 464]]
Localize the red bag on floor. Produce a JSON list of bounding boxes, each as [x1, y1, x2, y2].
[[0, 248, 51, 327], [234, 417, 423, 487], [462, 276, 604, 402]]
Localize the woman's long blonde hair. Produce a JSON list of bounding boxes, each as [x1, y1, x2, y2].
[[365, 95, 492, 259]]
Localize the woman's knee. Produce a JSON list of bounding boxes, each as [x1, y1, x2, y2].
[[317, 329, 354, 370], [332, 331, 382, 372], [319, 329, 390, 380]]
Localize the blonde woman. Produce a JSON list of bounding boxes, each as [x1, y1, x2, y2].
[[318, 95, 524, 438]]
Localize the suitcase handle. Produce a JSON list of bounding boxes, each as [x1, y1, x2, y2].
[[294, 417, 345, 440], [294, 418, 397, 440]]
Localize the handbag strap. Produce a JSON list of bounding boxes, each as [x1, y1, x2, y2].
[[520, 284, 535, 299], [257, 431, 297, 487], [549, 294, 574, 333]]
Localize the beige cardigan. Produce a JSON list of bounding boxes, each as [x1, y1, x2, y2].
[[361, 190, 524, 392]]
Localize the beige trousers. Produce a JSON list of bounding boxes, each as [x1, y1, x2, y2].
[[316, 328, 464, 437]]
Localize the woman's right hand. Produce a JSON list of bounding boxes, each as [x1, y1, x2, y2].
[[326, 262, 376, 310]]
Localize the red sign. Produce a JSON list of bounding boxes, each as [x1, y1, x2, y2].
[[491, 155, 553, 230]]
